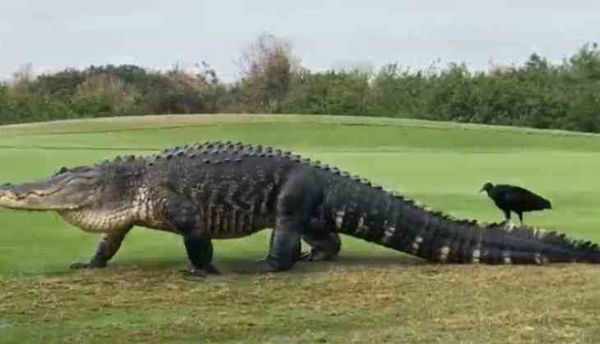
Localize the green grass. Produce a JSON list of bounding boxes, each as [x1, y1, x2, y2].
[[1, 114, 600, 343]]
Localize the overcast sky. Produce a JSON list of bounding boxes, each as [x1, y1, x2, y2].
[[1, 0, 598, 81]]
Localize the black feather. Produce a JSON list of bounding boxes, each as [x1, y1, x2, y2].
[[481, 182, 552, 223]]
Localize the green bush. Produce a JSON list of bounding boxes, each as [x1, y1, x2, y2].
[[368, 64, 428, 117], [3, 42, 600, 133], [283, 70, 370, 116]]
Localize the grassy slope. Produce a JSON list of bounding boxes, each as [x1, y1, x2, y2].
[[1, 114, 600, 343]]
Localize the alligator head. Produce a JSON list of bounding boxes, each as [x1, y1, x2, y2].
[[0, 166, 102, 211]]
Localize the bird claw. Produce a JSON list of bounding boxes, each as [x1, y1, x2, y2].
[[503, 221, 517, 231]]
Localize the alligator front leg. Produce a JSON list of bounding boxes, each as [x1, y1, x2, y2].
[[182, 235, 220, 277], [166, 191, 219, 276], [71, 227, 132, 269]]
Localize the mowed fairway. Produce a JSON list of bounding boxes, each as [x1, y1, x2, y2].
[[1, 114, 600, 343]]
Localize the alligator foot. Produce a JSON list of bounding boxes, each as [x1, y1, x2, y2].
[[299, 251, 312, 261], [255, 259, 285, 273], [299, 250, 335, 262], [180, 264, 220, 277], [70, 261, 107, 269]]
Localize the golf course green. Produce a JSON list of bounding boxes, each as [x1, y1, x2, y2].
[[1, 114, 600, 343]]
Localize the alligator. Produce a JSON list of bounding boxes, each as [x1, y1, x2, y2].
[[1, 141, 599, 276]]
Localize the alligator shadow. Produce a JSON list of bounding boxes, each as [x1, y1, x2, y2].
[[222, 253, 427, 275], [107, 253, 427, 276]]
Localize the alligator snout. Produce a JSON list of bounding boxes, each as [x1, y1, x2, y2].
[[0, 183, 18, 199], [0, 189, 14, 198], [1, 181, 62, 199]]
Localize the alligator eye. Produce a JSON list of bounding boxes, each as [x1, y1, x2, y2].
[[56, 167, 68, 175]]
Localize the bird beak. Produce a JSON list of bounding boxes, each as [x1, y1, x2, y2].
[[479, 187, 485, 193]]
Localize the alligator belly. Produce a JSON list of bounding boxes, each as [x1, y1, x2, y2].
[[198, 210, 275, 239]]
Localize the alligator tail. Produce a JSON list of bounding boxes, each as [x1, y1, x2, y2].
[[382, 217, 600, 264], [333, 186, 600, 264]]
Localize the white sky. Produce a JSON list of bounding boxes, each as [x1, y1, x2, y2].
[[1, 0, 598, 81]]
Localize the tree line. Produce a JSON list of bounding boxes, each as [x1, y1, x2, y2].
[[2, 35, 600, 133]]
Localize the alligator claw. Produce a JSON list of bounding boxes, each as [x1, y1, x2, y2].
[[299, 251, 313, 261], [180, 264, 220, 277], [298, 250, 334, 262], [255, 260, 281, 273], [70, 262, 90, 269], [70, 261, 106, 269], [180, 268, 208, 277]]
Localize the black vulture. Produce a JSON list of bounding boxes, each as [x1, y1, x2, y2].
[[480, 182, 552, 224]]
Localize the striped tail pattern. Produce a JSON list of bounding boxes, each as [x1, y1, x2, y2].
[[326, 178, 600, 265]]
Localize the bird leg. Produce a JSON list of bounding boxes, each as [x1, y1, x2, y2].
[[503, 221, 517, 231], [503, 210, 512, 222], [501, 210, 517, 230], [517, 212, 524, 225]]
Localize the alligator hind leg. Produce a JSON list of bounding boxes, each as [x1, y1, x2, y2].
[[261, 229, 302, 264], [71, 227, 132, 269], [260, 173, 322, 272], [182, 235, 219, 277], [260, 217, 303, 272], [301, 231, 341, 262]]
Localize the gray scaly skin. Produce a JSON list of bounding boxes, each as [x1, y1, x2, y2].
[[1, 141, 599, 276]]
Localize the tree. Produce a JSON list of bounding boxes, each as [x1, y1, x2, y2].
[[568, 43, 600, 81], [237, 33, 300, 113], [72, 74, 140, 116], [8, 63, 34, 105]]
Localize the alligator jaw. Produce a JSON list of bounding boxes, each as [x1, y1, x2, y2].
[[0, 183, 20, 209], [0, 181, 69, 210], [0, 168, 98, 211]]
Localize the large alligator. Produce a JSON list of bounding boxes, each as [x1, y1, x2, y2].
[[0, 141, 599, 275]]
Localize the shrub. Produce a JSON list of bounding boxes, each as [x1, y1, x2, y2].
[[3, 40, 600, 134]]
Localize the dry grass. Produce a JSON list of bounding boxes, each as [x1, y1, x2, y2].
[[3, 115, 600, 343], [2, 261, 600, 344]]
